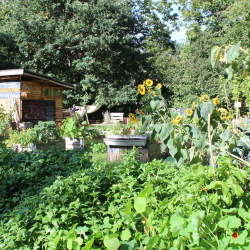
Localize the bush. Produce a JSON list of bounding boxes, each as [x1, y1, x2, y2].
[[1, 147, 250, 249]]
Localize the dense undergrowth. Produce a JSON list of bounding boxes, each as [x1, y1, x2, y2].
[[0, 144, 250, 250]]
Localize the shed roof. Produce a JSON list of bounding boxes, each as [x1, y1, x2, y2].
[[0, 69, 75, 90]]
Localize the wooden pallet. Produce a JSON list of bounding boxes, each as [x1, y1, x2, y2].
[[110, 112, 124, 124]]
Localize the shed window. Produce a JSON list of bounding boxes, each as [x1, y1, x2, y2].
[[43, 88, 61, 97], [43, 88, 52, 97], [53, 89, 61, 97]]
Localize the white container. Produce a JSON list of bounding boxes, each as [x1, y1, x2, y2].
[[15, 143, 37, 153], [65, 137, 84, 150]]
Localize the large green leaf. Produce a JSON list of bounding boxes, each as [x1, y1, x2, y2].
[[233, 230, 248, 245], [153, 124, 162, 134], [159, 123, 173, 142], [134, 197, 147, 213], [193, 134, 207, 150], [238, 208, 250, 221], [82, 238, 94, 250], [228, 181, 244, 197], [221, 182, 229, 196], [211, 45, 221, 68], [120, 229, 131, 241], [125, 200, 132, 215], [209, 193, 218, 205], [188, 124, 201, 139], [234, 169, 247, 184], [227, 42, 241, 63], [200, 101, 214, 120], [175, 149, 187, 167], [120, 241, 135, 250], [225, 64, 234, 82], [218, 216, 241, 229], [150, 100, 161, 112], [191, 164, 204, 175], [105, 238, 120, 250], [167, 138, 178, 157], [221, 129, 233, 142], [138, 183, 153, 198]]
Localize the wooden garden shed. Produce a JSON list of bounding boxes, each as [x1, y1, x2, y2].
[[0, 69, 75, 126]]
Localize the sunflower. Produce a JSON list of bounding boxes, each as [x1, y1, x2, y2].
[[185, 108, 193, 116], [175, 115, 182, 121], [156, 83, 162, 89], [146, 79, 153, 87], [232, 232, 239, 239], [128, 113, 133, 118], [227, 115, 234, 119], [143, 81, 146, 85], [218, 108, 228, 116], [213, 97, 219, 106], [173, 119, 179, 125], [138, 84, 146, 95], [153, 91, 157, 97], [200, 94, 209, 103]]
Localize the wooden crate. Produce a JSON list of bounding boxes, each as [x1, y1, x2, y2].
[[110, 112, 124, 124]]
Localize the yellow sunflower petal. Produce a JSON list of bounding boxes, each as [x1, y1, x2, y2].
[[138, 84, 146, 95], [146, 79, 153, 87]]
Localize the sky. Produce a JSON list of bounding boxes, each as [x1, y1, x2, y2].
[[171, 26, 187, 43], [170, 4, 187, 43]]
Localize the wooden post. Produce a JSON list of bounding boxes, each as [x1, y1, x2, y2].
[[208, 114, 216, 175], [84, 105, 89, 125]]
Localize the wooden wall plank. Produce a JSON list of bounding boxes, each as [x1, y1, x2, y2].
[[0, 88, 20, 93]]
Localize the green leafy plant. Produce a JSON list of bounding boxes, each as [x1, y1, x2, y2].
[[90, 142, 107, 154], [62, 113, 97, 140], [0, 104, 12, 139], [5, 128, 37, 148], [32, 121, 63, 144]]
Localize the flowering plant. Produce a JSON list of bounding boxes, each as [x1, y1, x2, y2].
[[0, 104, 12, 139], [62, 113, 96, 140], [6, 128, 37, 148], [136, 78, 248, 168]]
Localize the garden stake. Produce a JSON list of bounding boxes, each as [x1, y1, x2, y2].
[[208, 113, 216, 175]]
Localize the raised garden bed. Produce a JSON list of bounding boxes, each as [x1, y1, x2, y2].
[[104, 135, 168, 162]]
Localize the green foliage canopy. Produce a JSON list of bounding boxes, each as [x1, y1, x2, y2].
[[0, 0, 147, 107]]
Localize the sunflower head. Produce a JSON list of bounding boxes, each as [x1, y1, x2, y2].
[[153, 91, 157, 97], [156, 83, 162, 89], [138, 84, 146, 95], [218, 108, 228, 116], [146, 79, 153, 87], [200, 94, 209, 103], [173, 119, 179, 125], [213, 97, 219, 106], [185, 108, 193, 116], [175, 115, 182, 121]]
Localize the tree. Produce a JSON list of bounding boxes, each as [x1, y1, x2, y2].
[[154, 33, 226, 107], [176, 0, 250, 46], [0, 32, 19, 69], [0, 0, 148, 108]]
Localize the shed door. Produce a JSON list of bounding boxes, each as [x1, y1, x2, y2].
[[22, 100, 55, 125]]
